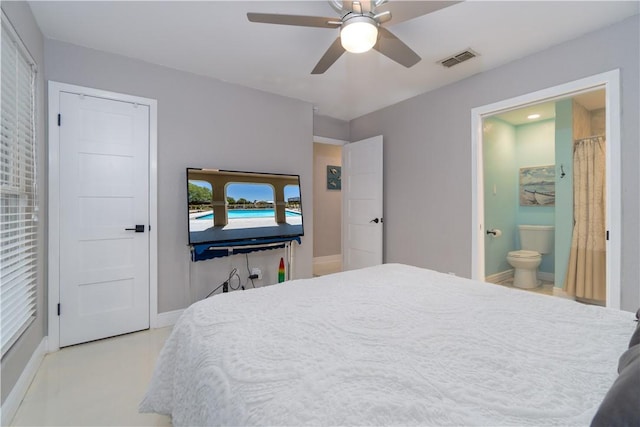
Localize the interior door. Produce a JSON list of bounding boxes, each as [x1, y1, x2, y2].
[[342, 135, 383, 270], [58, 92, 150, 347]]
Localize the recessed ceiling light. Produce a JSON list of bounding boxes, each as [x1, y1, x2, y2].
[[527, 114, 541, 120]]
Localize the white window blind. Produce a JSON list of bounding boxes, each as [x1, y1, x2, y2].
[[1, 12, 38, 356]]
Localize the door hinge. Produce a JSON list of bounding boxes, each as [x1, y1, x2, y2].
[[57, 303, 61, 316], [57, 114, 61, 126], [606, 230, 609, 241]]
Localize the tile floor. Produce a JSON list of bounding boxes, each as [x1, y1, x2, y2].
[[312, 263, 342, 277], [493, 277, 572, 299], [11, 327, 173, 426]]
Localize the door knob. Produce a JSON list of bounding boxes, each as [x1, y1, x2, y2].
[[125, 225, 145, 232], [370, 218, 380, 224]]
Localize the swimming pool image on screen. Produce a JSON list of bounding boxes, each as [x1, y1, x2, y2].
[[187, 168, 304, 245], [195, 209, 302, 220]]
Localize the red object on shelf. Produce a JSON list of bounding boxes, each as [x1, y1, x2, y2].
[[278, 257, 285, 283]]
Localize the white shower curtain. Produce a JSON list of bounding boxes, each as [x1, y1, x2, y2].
[[564, 136, 606, 302]]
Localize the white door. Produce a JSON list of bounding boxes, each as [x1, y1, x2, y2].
[[58, 92, 150, 347], [342, 135, 383, 270]]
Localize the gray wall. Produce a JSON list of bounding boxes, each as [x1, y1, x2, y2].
[[0, 1, 46, 405], [350, 16, 640, 312], [313, 114, 350, 141], [44, 40, 314, 313]]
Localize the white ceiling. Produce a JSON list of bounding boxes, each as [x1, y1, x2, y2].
[[28, 1, 639, 121]]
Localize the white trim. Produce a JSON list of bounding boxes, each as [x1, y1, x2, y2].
[[313, 255, 342, 276], [485, 269, 554, 284], [155, 309, 184, 328], [485, 269, 514, 284], [148, 89, 159, 329], [47, 82, 60, 352], [605, 74, 621, 310], [47, 81, 159, 351], [471, 70, 621, 309], [1, 337, 47, 426], [538, 271, 555, 282], [313, 136, 348, 146]]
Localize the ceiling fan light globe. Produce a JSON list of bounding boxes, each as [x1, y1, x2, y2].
[[340, 20, 378, 53]]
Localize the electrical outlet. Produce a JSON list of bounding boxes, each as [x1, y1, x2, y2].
[[251, 268, 262, 280]]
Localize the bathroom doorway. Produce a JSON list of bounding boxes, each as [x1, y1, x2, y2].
[[471, 70, 621, 309]]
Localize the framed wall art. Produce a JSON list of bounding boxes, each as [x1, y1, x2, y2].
[[519, 165, 555, 206], [327, 165, 341, 190]]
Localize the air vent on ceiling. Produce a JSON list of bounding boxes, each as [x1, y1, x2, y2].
[[439, 49, 478, 68]]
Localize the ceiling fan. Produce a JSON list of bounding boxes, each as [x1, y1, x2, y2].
[[247, 0, 454, 74]]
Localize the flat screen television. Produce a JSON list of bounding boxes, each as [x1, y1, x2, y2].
[[187, 168, 304, 246]]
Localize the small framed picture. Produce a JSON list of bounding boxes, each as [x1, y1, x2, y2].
[[327, 165, 341, 190], [519, 165, 555, 206]]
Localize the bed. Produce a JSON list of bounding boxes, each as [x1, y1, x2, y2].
[[139, 263, 637, 426]]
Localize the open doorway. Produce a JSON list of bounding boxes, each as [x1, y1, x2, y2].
[[482, 89, 606, 304], [471, 70, 621, 309], [312, 138, 345, 276]]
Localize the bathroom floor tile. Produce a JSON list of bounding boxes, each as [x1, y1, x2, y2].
[[494, 278, 567, 297]]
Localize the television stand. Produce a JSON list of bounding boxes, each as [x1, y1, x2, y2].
[[189, 236, 300, 281]]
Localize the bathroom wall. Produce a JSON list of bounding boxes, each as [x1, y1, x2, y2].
[[572, 100, 592, 139], [483, 118, 517, 277], [313, 143, 342, 258], [483, 117, 556, 277], [591, 108, 606, 136], [515, 119, 556, 274], [555, 99, 574, 288]]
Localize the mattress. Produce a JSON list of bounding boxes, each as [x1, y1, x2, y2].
[[139, 263, 636, 426]]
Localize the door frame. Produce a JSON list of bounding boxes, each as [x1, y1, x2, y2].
[[47, 81, 158, 351], [471, 69, 621, 309]]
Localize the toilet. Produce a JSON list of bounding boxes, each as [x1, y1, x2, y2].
[[506, 225, 554, 289]]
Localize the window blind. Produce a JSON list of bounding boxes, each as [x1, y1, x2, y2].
[[1, 12, 38, 356]]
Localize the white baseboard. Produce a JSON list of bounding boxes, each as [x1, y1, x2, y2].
[[313, 255, 342, 276], [485, 269, 514, 284], [485, 269, 555, 284], [1, 337, 47, 426], [538, 271, 555, 282], [155, 309, 184, 328]]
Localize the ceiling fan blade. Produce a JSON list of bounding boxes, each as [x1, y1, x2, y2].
[[247, 13, 340, 29], [376, 1, 461, 25], [374, 27, 421, 68], [311, 38, 345, 74]]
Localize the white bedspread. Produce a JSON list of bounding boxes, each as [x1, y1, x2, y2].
[[140, 264, 635, 426]]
